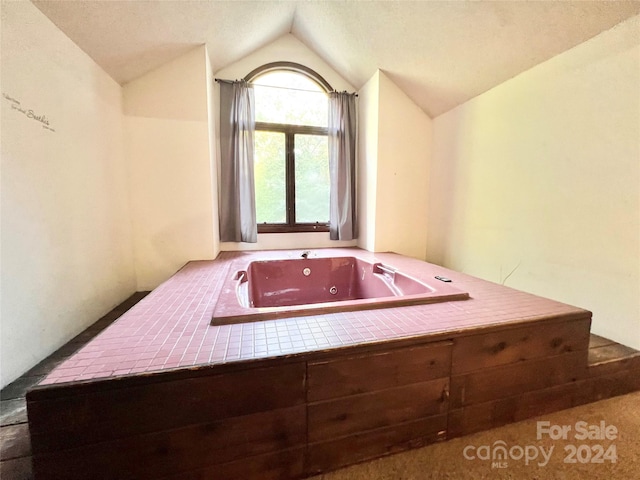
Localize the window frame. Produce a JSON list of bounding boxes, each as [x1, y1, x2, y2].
[[255, 121, 329, 233], [247, 63, 334, 234]]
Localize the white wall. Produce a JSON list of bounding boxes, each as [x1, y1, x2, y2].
[[1, 2, 136, 388], [356, 72, 380, 252], [357, 71, 432, 260], [205, 48, 222, 260], [123, 46, 217, 290], [215, 34, 358, 251], [428, 16, 640, 349], [376, 71, 431, 259]]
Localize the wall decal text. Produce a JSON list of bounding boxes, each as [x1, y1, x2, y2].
[[3, 92, 56, 132]]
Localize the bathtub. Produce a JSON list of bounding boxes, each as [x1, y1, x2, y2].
[[212, 255, 469, 325]]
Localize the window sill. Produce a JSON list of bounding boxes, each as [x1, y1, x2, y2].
[[258, 224, 329, 234]]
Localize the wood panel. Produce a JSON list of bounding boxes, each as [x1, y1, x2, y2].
[[28, 362, 306, 454], [0, 423, 31, 460], [308, 341, 452, 402], [451, 318, 591, 374], [450, 363, 640, 439], [306, 414, 447, 475], [588, 352, 640, 378], [449, 350, 587, 408], [29, 315, 636, 480], [308, 378, 448, 443], [586, 365, 640, 402], [0, 456, 33, 480], [448, 382, 578, 438], [160, 447, 305, 480], [32, 406, 306, 480]]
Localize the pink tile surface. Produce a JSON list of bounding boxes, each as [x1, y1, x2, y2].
[[40, 249, 589, 386]]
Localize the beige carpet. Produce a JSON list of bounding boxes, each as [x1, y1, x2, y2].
[[310, 391, 640, 480]]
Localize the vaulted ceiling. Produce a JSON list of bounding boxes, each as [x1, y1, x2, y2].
[[32, 0, 640, 117]]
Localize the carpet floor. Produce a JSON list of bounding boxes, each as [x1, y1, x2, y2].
[[310, 391, 640, 480]]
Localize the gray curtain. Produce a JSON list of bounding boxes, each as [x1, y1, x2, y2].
[[328, 92, 357, 240], [219, 80, 257, 243]]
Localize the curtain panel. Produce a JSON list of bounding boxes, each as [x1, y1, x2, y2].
[[328, 92, 358, 241], [218, 80, 257, 243]]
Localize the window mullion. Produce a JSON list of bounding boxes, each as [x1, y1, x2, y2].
[[286, 131, 296, 227]]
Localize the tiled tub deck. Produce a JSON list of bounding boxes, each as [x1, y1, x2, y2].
[[25, 249, 640, 479]]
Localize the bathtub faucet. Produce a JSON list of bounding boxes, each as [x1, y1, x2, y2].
[[301, 251, 310, 259]]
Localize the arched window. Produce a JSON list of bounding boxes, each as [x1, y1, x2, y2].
[[247, 63, 333, 233]]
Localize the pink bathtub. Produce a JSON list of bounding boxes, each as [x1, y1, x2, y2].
[[212, 255, 469, 325]]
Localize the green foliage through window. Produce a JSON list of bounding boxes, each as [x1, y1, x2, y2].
[[252, 69, 330, 231], [295, 134, 329, 223], [254, 131, 286, 223]]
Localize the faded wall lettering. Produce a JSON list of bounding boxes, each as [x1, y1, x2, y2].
[[3, 92, 56, 132]]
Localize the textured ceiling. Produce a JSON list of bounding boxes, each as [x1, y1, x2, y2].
[[32, 0, 640, 117]]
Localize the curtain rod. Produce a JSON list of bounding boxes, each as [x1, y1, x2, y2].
[[214, 78, 358, 97]]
